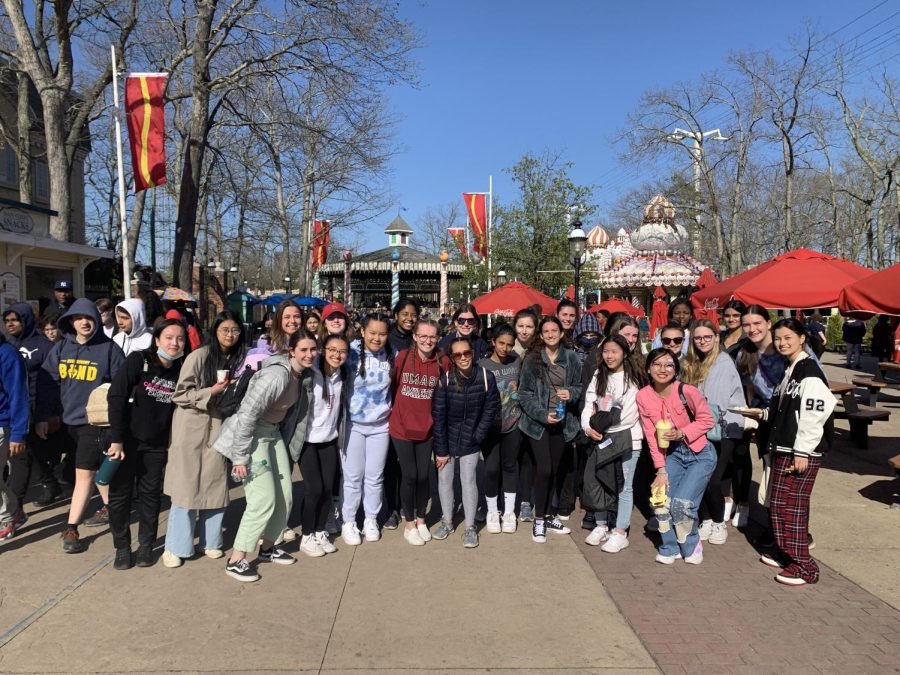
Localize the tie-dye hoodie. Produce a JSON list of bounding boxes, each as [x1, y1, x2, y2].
[[346, 339, 392, 426]]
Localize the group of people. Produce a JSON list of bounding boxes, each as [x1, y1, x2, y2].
[[0, 287, 835, 587]]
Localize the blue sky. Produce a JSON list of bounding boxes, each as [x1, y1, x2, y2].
[[351, 0, 898, 252]]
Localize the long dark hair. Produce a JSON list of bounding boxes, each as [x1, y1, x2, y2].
[[451, 303, 481, 334], [203, 310, 247, 387], [667, 296, 693, 327], [524, 316, 565, 383], [356, 312, 392, 379], [644, 346, 681, 389], [447, 335, 474, 392], [594, 334, 645, 395], [772, 317, 807, 340], [317, 333, 348, 401]]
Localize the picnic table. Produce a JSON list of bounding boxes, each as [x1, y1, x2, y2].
[[830, 380, 890, 450], [851, 377, 888, 406], [877, 362, 900, 381]]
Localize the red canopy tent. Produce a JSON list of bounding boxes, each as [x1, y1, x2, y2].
[[838, 263, 900, 317], [693, 268, 720, 328], [472, 281, 559, 317], [586, 298, 645, 318], [649, 286, 670, 337], [692, 248, 874, 310]]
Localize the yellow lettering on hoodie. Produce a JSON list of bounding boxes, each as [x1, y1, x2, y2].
[[59, 358, 100, 381]]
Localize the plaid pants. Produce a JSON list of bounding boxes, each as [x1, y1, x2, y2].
[[770, 453, 821, 584]]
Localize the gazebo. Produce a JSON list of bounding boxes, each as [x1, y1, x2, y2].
[[317, 215, 464, 309], [586, 195, 708, 310]]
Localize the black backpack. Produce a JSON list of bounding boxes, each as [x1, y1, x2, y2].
[[216, 365, 255, 418]]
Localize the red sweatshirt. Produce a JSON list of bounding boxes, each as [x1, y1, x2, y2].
[[388, 348, 450, 441]]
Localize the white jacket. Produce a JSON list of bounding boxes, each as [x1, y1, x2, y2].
[[113, 298, 153, 356]]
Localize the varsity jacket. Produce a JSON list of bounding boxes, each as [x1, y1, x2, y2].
[[762, 353, 835, 458]]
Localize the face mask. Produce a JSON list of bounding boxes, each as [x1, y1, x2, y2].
[[577, 336, 600, 349], [158, 348, 184, 362]]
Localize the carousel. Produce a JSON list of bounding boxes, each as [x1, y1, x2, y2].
[[317, 215, 464, 309], [585, 195, 708, 310]]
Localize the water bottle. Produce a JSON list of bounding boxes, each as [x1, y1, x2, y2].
[[555, 399, 566, 422], [231, 459, 269, 484], [95, 452, 122, 486]]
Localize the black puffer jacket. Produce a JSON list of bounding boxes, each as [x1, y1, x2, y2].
[[432, 365, 500, 458]]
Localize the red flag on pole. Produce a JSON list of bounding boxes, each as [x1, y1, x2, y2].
[[462, 193, 488, 258], [312, 220, 330, 269], [124, 74, 168, 192], [448, 227, 467, 259]]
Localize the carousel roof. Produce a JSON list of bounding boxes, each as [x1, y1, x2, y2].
[[318, 246, 464, 275], [586, 225, 610, 247], [598, 251, 706, 288]]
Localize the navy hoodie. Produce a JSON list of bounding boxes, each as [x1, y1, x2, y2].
[[3, 303, 57, 413], [0, 334, 29, 442], [42, 298, 125, 426]]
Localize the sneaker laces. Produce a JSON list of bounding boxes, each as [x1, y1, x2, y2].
[[232, 559, 251, 572]]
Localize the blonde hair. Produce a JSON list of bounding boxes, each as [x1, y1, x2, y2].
[[681, 319, 722, 387]]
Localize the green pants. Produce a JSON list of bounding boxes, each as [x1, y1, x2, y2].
[[232, 422, 293, 553]]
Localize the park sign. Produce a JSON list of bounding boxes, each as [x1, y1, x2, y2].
[[0, 206, 33, 234]]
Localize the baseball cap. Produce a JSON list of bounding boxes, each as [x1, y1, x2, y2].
[[54, 280, 72, 291], [321, 302, 348, 321]]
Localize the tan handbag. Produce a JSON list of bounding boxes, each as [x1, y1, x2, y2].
[[85, 383, 112, 427], [757, 454, 774, 507]]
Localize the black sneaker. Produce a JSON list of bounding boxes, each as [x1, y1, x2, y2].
[[545, 516, 571, 535], [61, 528, 86, 553], [532, 519, 547, 543], [114, 548, 133, 570], [83, 505, 109, 527], [383, 510, 400, 530], [226, 558, 260, 582], [581, 512, 596, 530], [135, 544, 154, 567], [807, 533, 816, 551], [34, 482, 62, 507], [259, 547, 296, 565]]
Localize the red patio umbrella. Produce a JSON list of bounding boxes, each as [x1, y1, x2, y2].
[[472, 281, 559, 317], [838, 263, 900, 318], [692, 248, 874, 310], [649, 286, 670, 337], [586, 298, 645, 318], [692, 268, 721, 328]]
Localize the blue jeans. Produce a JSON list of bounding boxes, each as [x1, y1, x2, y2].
[[164, 505, 226, 558], [615, 447, 640, 531], [657, 441, 716, 557]]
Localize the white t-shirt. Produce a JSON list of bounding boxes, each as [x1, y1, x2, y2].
[[581, 370, 643, 449], [307, 367, 343, 443]]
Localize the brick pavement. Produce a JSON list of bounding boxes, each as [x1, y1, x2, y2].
[[571, 509, 900, 674]]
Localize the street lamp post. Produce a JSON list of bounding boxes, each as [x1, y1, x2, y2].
[[229, 265, 238, 293], [497, 270, 507, 286], [206, 260, 217, 328], [284, 275, 292, 294], [342, 249, 353, 307], [567, 214, 587, 318]]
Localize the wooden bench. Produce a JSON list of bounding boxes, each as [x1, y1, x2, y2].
[[877, 362, 900, 381], [890, 454, 900, 478], [851, 377, 889, 406], [834, 404, 891, 449]]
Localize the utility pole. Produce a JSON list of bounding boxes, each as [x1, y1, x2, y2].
[[667, 128, 728, 256]]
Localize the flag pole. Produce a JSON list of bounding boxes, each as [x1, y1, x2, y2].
[[111, 46, 132, 300]]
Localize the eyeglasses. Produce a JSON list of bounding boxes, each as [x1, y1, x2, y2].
[[451, 350, 473, 361], [325, 347, 348, 356], [661, 336, 684, 346], [456, 317, 477, 325], [414, 334, 438, 341], [651, 362, 676, 371], [693, 335, 715, 343], [218, 328, 241, 336]]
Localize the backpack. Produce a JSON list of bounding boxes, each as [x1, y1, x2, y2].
[[216, 364, 255, 418], [678, 382, 724, 443]]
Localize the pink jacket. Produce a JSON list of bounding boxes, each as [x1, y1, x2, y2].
[[636, 383, 715, 469]]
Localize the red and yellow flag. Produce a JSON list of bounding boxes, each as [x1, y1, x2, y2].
[[312, 220, 330, 269], [448, 227, 467, 259], [462, 193, 487, 258], [125, 74, 168, 192]]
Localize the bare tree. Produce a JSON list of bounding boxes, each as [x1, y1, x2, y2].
[[416, 201, 462, 257]]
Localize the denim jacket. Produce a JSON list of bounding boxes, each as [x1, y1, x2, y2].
[[517, 347, 583, 441]]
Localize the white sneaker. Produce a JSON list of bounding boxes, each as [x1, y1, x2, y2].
[[684, 541, 703, 565], [723, 500, 735, 523], [300, 534, 325, 557], [416, 523, 432, 542], [486, 511, 502, 534], [584, 525, 609, 546], [341, 522, 362, 546], [698, 519, 713, 541], [316, 531, 337, 554], [280, 527, 298, 542], [601, 531, 629, 553], [403, 527, 425, 546], [732, 504, 750, 528], [162, 550, 183, 568], [204, 548, 224, 559], [709, 522, 728, 545], [501, 512, 517, 533], [362, 518, 380, 542], [655, 552, 681, 565]]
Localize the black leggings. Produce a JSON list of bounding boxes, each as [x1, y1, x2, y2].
[[299, 441, 338, 533], [530, 424, 566, 517], [483, 428, 520, 499], [700, 438, 735, 523], [383, 439, 402, 516], [723, 434, 752, 503], [108, 443, 167, 550], [392, 436, 433, 521]]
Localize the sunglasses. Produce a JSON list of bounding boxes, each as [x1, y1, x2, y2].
[[456, 317, 477, 326], [661, 336, 684, 346], [451, 350, 473, 361]]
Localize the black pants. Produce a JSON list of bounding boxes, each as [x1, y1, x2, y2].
[[299, 440, 338, 533], [8, 428, 65, 503], [107, 443, 167, 550], [518, 438, 534, 505], [530, 424, 566, 517], [382, 438, 402, 517], [392, 436, 433, 521], [699, 438, 735, 523], [555, 440, 577, 515], [483, 428, 520, 499], [724, 434, 753, 503]]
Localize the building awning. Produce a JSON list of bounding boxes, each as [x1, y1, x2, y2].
[[0, 230, 116, 261], [319, 260, 464, 275]]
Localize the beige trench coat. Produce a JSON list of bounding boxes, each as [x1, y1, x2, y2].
[[163, 346, 230, 509]]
